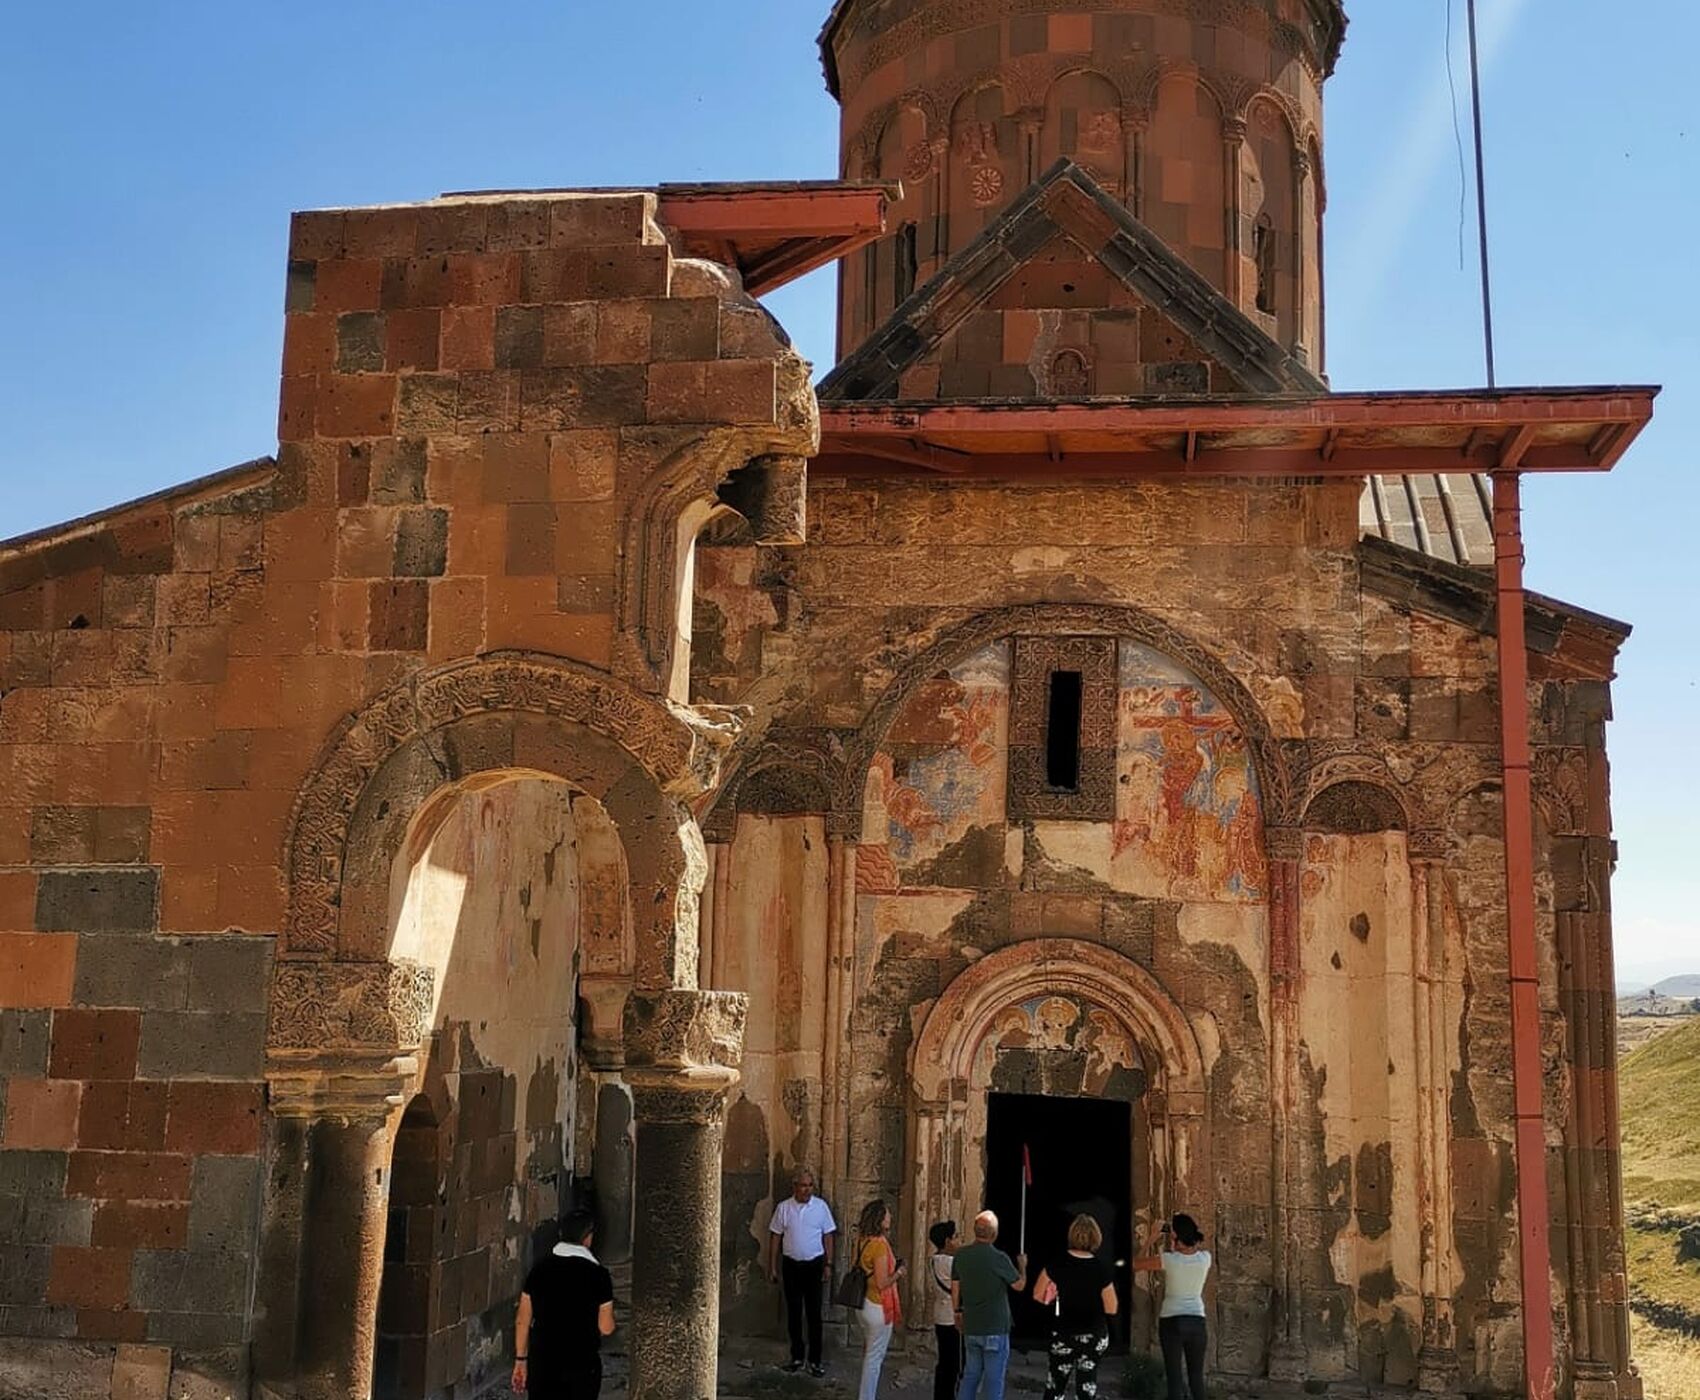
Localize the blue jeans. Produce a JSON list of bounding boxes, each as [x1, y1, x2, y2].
[[958, 1333, 1011, 1400]]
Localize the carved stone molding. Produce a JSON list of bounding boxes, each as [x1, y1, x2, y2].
[[628, 1077, 736, 1126], [1532, 746, 1592, 836], [282, 652, 727, 957], [1303, 781, 1410, 835], [268, 959, 434, 1053], [839, 602, 1290, 826]]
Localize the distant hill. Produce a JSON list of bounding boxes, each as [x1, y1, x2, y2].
[[1621, 1014, 1700, 1213], [1653, 975, 1700, 998]]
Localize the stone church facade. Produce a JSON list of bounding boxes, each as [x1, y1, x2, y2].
[[0, 3, 1654, 1399]]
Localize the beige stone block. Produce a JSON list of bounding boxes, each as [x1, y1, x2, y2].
[[112, 1344, 171, 1400]]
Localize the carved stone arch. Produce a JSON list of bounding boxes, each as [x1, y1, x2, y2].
[[1125, 62, 1166, 124], [1303, 781, 1411, 836], [1298, 753, 1415, 834], [1240, 86, 1303, 145], [1043, 62, 1124, 109], [837, 603, 1292, 826], [699, 734, 850, 842], [1306, 132, 1326, 209], [911, 939, 1206, 1108], [281, 653, 732, 992], [902, 939, 1212, 1324]]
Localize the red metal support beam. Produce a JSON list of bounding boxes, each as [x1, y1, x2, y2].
[[1492, 470, 1558, 1400]]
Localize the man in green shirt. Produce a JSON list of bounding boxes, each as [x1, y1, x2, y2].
[[950, 1210, 1028, 1399]]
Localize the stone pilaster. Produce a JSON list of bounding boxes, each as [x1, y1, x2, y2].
[[1265, 825, 1306, 1382], [624, 988, 747, 1400]]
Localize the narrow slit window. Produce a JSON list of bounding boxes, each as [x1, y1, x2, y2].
[[1045, 670, 1084, 791], [896, 222, 918, 303]]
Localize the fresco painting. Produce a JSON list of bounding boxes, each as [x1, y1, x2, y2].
[[1112, 642, 1266, 902], [865, 642, 1009, 873]]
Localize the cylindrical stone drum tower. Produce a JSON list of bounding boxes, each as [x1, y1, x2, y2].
[[822, 0, 1346, 370]]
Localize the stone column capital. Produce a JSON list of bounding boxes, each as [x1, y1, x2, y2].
[[1264, 826, 1304, 862], [265, 1050, 418, 1123], [623, 987, 747, 1075], [628, 1067, 741, 1124]]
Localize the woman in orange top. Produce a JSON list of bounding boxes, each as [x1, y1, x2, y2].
[[854, 1199, 906, 1400]]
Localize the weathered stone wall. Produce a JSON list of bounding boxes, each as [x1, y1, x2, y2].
[[0, 186, 815, 1397], [693, 469, 1633, 1394]]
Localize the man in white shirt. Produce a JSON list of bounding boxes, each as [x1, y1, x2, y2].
[[766, 1168, 837, 1375]]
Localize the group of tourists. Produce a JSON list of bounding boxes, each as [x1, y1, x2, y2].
[[766, 1169, 1214, 1400], [504, 1168, 1211, 1399]]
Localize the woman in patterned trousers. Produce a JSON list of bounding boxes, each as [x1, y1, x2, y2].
[[1031, 1214, 1119, 1399]]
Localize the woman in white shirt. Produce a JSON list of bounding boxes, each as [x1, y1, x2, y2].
[[927, 1220, 960, 1400], [1132, 1213, 1211, 1400]]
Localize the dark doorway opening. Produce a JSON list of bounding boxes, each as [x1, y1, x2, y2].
[[984, 1092, 1133, 1351], [373, 1095, 442, 1399]]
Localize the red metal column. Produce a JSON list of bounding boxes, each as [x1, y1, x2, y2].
[[1492, 470, 1557, 1400]]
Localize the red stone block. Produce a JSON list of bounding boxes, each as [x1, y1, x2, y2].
[[317, 374, 396, 438], [66, 1150, 193, 1202], [2, 1078, 82, 1150], [446, 253, 520, 307], [416, 203, 488, 257], [440, 307, 495, 371], [0, 931, 73, 1008], [78, 1081, 170, 1152], [164, 1081, 263, 1155], [702, 360, 775, 423], [50, 1009, 141, 1081], [314, 258, 384, 312], [341, 207, 419, 258], [278, 374, 318, 441], [92, 1200, 188, 1250], [386, 308, 441, 371], [368, 580, 429, 653], [75, 1308, 148, 1342], [282, 313, 337, 376], [288, 211, 345, 261], [1, 868, 41, 924], [46, 1246, 132, 1310]]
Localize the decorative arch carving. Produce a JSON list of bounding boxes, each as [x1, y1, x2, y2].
[[837, 603, 1291, 825], [911, 939, 1206, 1109], [700, 733, 850, 841], [281, 653, 729, 987], [1303, 781, 1410, 836], [1297, 752, 1415, 834]]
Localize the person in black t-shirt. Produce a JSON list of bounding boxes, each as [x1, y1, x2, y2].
[[513, 1208, 615, 1399], [1031, 1214, 1118, 1400]]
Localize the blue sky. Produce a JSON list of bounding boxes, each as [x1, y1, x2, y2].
[[1, 2, 1694, 983]]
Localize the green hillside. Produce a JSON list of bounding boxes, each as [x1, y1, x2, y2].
[[1621, 1015, 1700, 1212]]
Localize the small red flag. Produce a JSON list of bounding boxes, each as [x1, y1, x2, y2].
[[1022, 1144, 1033, 1186]]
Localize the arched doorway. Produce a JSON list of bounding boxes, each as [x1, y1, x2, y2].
[[906, 940, 1209, 1349]]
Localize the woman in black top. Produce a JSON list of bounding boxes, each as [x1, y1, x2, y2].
[[1032, 1214, 1119, 1400]]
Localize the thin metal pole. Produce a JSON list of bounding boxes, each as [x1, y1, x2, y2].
[[1466, 0, 1497, 388]]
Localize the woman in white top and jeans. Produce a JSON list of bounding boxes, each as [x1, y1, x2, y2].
[[1133, 1213, 1211, 1400]]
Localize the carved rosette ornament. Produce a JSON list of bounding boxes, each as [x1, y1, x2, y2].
[[903, 141, 935, 183], [970, 165, 1005, 206]]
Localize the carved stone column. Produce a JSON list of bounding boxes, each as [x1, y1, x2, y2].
[[1265, 826, 1306, 1382], [582, 975, 635, 1264], [1122, 114, 1146, 216], [624, 988, 747, 1400], [1409, 831, 1461, 1393], [1222, 117, 1247, 305], [1291, 147, 1312, 365], [257, 959, 433, 1400], [263, 1054, 417, 1400], [820, 833, 857, 1209]]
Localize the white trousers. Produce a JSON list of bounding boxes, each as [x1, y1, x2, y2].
[[858, 1297, 894, 1400]]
